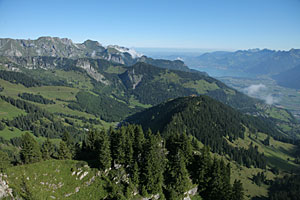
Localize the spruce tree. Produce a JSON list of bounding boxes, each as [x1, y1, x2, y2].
[[193, 146, 212, 194], [133, 125, 145, 162], [58, 141, 72, 160], [0, 150, 11, 171], [98, 130, 112, 171], [131, 161, 139, 186], [166, 151, 192, 199], [41, 138, 54, 160], [20, 132, 42, 164], [62, 132, 75, 157], [111, 127, 126, 166], [232, 179, 244, 200], [141, 133, 165, 195], [205, 157, 223, 200]]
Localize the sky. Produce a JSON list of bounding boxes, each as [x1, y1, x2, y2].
[[0, 0, 300, 50]]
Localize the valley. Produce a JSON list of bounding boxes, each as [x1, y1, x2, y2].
[[0, 37, 299, 200]]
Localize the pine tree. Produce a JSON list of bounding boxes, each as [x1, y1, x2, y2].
[[133, 125, 145, 162], [220, 160, 232, 200], [166, 151, 192, 199], [41, 138, 54, 160], [98, 130, 112, 171], [131, 161, 139, 186], [141, 133, 165, 195], [58, 141, 72, 160], [111, 127, 126, 166], [232, 179, 244, 200], [0, 150, 11, 171], [62, 132, 75, 157], [20, 132, 42, 164], [193, 146, 212, 194], [205, 157, 223, 200]]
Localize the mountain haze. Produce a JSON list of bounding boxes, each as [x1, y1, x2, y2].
[[189, 48, 300, 77]]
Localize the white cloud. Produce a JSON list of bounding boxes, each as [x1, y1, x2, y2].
[[176, 57, 184, 61], [243, 84, 279, 105], [263, 94, 278, 105], [110, 45, 143, 58], [243, 84, 266, 96]]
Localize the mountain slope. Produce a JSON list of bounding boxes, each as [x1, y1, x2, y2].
[[126, 96, 299, 169], [0, 55, 296, 135], [0, 37, 190, 71], [126, 96, 279, 140], [190, 49, 300, 77], [272, 65, 300, 89]]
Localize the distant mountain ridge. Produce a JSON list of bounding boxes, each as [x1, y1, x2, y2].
[[272, 64, 300, 89], [0, 36, 190, 71], [190, 48, 300, 76]]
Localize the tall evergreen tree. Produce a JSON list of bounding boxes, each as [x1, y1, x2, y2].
[[110, 127, 126, 166], [165, 151, 192, 200], [0, 150, 11, 171], [20, 132, 42, 164], [62, 132, 75, 157], [141, 133, 165, 195], [98, 130, 112, 170], [232, 179, 244, 200], [41, 138, 54, 160], [133, 125, 145, 161], [58, 141, 72, 160]]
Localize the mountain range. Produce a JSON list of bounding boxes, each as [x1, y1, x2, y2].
[[186, 48, 300, 77], [0, 36, 299, 200], [0, 37, 191, 72]]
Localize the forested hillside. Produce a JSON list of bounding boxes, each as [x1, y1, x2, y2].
[[0, 37, 299, 200]]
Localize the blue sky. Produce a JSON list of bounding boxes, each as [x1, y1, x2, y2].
[[0, 0, 299, 50]]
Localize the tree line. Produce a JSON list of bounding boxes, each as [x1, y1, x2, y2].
[[0, 125, 244, 200]]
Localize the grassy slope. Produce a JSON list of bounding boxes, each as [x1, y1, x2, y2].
[[3, 160, 107, 200], [0, 99, 26, 120], [2, 130, 299, 200], [0, 78, 115, 129], [227, 130, 299, 199]]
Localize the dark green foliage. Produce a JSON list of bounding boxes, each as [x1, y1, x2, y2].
[[119, 63, 197, 105], [56, 113, 102, 125], [0, 121, 5, 130], [98, 130, 112, 170], [191, 146, 212, 193], [268, 175, 300, 200], [140, 132, 165, 195], [58, 141, 72, 160], [0, 150, 11, 171], [165, 151, 192, 200], [0, 95, 81, 140], [263, 136, 271, 146], [252, 172, 267, 186], [19, 92, 55, 104], [0, 70, 42, 87], [232, 180, 244, 200], [20, 133, 42, 164], [127, 96, 267, 169], [110, 127, 126, 165], [68, 91, 137, 122], [41, 138, 54, 160]]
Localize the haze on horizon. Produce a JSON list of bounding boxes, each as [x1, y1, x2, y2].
[[0, 0, 299, 50]]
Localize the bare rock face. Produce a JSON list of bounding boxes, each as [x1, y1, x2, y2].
[[0, 173, 14, 199], [119, 69, 143, 89], [76, 59, 109, 85]]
